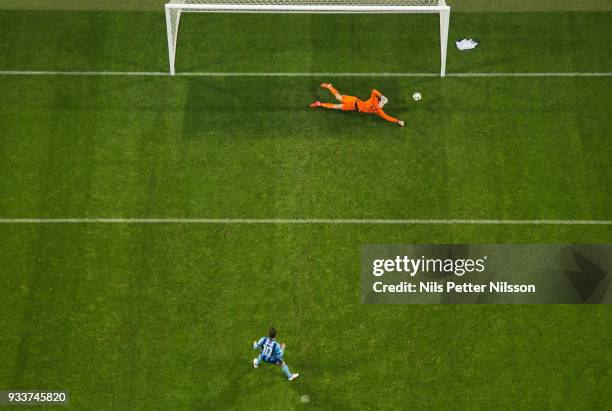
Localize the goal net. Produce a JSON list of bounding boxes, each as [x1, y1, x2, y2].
[[165, 0, 450, 76]]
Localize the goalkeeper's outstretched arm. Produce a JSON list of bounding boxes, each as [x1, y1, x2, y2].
[[378, 109, 404, 126]]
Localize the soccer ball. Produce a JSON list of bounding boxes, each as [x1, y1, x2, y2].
[[412, 92, 422, 101]]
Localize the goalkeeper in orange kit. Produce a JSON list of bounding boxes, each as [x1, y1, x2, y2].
[[310, 83, 405, 126]]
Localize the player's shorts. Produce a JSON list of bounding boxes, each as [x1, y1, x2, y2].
[[263, 357, 283, 365], [341, 95, 359, 111]]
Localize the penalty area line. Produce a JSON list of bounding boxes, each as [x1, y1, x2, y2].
[[0, 218, 610, 225], [0, 70, 611, 78]]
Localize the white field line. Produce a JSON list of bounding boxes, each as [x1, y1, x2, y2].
[[0, 218, 610, 225], [0, 70, 611, 77]]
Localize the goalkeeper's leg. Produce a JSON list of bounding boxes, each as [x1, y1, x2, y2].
[[310, 83, 344, 109], [321, 83, 342, 101], [310, 101, 342, 109]]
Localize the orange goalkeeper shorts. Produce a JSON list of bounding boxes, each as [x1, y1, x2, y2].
[[341, 95, 358, 111]]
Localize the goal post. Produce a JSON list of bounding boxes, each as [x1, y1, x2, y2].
[[165, 0, 450, 76]]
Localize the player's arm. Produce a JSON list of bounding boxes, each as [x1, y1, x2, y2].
[[274, 343, 285, 359], [253, 337, 265, 349], [377, 109, 404, 126], [371, 89, 383, 100]]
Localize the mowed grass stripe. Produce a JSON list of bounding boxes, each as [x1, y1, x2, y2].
[[0, 218, 611, 225], [1, 224, 611, 409], [1, 70, 612, 77], [1, 11, 611, 73], [1, 76, 610, 220]]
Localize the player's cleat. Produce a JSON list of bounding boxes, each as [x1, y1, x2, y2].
[[309, 101, 321, 108], [320, 83, 332, 89], [288, 373, 300, 381], [253, 358, 258, 368]]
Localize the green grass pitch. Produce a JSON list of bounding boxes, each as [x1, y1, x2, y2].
[[0, 3, 611, 410]]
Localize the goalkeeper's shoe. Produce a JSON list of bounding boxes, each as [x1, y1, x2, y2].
[[309, 101, 321, 108], [320, 83, 332, 89], [288, 373, 300, 381]]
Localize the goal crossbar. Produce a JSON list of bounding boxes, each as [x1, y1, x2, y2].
[[165, 1, 450, 75], [169, 5, 448, 12]]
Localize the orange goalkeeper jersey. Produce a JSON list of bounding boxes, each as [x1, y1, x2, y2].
[[356, 89, 400, 124]]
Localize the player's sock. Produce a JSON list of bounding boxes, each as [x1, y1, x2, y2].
[[321, 103, 336, 109], [281, 364, 292, 379]]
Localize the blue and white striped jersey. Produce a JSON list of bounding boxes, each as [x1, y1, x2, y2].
[[254, 337, 283, 363]]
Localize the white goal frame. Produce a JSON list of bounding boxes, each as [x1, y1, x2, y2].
[[165, 1, 450, 76]]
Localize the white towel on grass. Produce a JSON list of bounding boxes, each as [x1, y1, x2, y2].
[[455, 38, 478, 50]]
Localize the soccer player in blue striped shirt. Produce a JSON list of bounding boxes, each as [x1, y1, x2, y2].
[[252, 327, 300, 381]]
